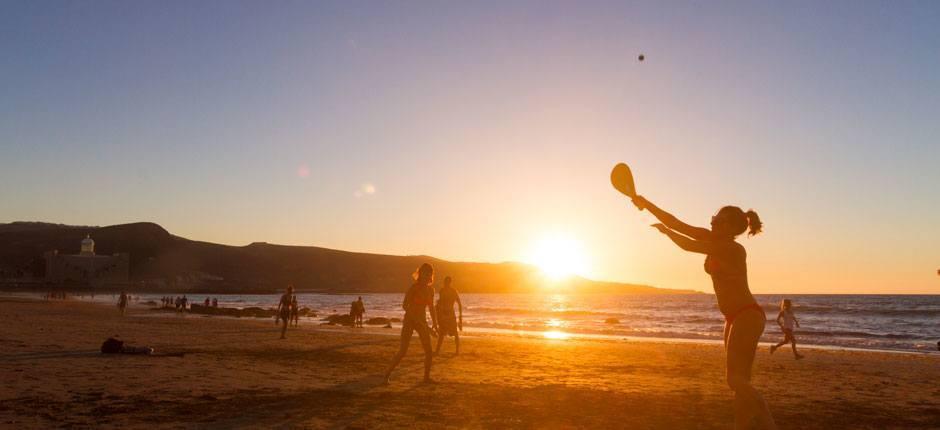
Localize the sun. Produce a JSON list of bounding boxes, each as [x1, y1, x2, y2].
[[526, 234, 590, 281]]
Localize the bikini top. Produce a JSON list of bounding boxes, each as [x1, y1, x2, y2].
[[409, 283, 434, 307], [704, 252, 746, 279]]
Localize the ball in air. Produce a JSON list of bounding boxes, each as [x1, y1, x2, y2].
[[638, 54, 645, 62]]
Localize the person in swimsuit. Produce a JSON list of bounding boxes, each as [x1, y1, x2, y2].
[[276, 285, 294, 339], [435, 276, 463, 355], [631, 195, 776, 430], [384, 263, 438, 383], [771, 299, 803, 359]]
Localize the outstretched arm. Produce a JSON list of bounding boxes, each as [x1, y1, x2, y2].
[[633, 196, 712, 241], [651, 224, 713, 254]]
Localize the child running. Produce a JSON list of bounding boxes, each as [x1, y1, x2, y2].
[[770, 299, 804, 359]]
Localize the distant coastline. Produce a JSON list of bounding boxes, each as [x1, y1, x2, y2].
[[0, 221, 699, 295]]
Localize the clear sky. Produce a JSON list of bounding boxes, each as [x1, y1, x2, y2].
[[2, 1, 938, 294]]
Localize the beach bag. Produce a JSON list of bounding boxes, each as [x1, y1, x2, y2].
[[101, 337, 124, 354]]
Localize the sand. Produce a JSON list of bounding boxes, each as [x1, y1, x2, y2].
[[1, 298, 938, 429]]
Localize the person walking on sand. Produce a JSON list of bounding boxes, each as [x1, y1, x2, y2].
[[771, 299, 804, 359], [276, 285, 294, 339], [354, 296, 365, 327], [384, 263, 439, 383], [435, 276, 463, 355], [118, 291, 128, 316], [631, 195, 776, 429]]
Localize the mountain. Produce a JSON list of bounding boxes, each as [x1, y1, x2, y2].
[[0, 221, 699, 295]]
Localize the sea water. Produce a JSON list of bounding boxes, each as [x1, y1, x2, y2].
[[61, 292, 939, 354]]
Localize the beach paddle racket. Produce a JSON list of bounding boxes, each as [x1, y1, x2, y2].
[[610, 163, 637, 198]]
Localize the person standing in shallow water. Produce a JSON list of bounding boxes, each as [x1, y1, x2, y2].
[[384, 263, 438, 383], [435, 276, 463, 355], [631, 195, 776, 430], [276, 285, 294, 339]]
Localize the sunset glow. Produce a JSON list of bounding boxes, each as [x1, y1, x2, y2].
[[526, 235, 590, 281]]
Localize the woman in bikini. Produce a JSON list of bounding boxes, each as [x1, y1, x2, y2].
[[631, 195, 776, 429], [384, 263, 438, 383]]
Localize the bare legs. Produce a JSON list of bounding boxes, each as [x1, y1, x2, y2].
[[770, 331, 803, 359], [435, 331, 460, 355], [726, 310, 777, 430], [385, 317, 432, 383], [280, 316, 288, 339]]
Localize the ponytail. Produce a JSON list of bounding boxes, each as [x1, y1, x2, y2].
[[745, 209, 762, 237]]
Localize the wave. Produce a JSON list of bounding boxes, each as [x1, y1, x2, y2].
[[793, 307, 940, 318], [789, 329, 923, 340]]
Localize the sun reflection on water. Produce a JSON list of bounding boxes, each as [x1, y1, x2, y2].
[[543, 330, 571, 340]]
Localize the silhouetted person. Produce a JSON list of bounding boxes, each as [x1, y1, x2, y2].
[[117, 291, 128, 316], [204, 297, 210, 307], [771, 299, 804, 359], [276, 285, 294, 339], [435, 276, 463, 355], [290, 295, 299, 327], [354, 296, 365, 327], [384, 263, 438, 383], [212, 297, 218, 308], [631, 195, 776, 429]]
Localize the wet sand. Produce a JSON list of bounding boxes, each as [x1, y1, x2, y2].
[[1, 298, 938, 429]]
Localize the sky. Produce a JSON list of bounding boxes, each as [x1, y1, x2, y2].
[[2, 1, 938, 294]]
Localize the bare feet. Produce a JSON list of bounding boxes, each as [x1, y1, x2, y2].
[[795, 354, 805, 360], [770, 345, 777, 354]]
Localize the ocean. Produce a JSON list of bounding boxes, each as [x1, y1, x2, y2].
[[49, 292, 940, 354]]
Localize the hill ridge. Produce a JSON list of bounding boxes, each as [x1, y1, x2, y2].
[[0, 221, 700, 295]]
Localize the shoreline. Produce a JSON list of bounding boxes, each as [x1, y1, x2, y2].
[[7, 293, 938, 357]]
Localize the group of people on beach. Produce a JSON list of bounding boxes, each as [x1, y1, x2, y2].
[[43, 291, 72, 300], [383, 267, 463, 383], [159, 295, 188, 312], [262, 193, 803, 428]]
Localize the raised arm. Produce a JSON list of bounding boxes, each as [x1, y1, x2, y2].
[[633, 196, 712, 241], [652, 224, 713, 254]]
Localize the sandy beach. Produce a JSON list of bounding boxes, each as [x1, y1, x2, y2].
[[1, 298, 938, 429]]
